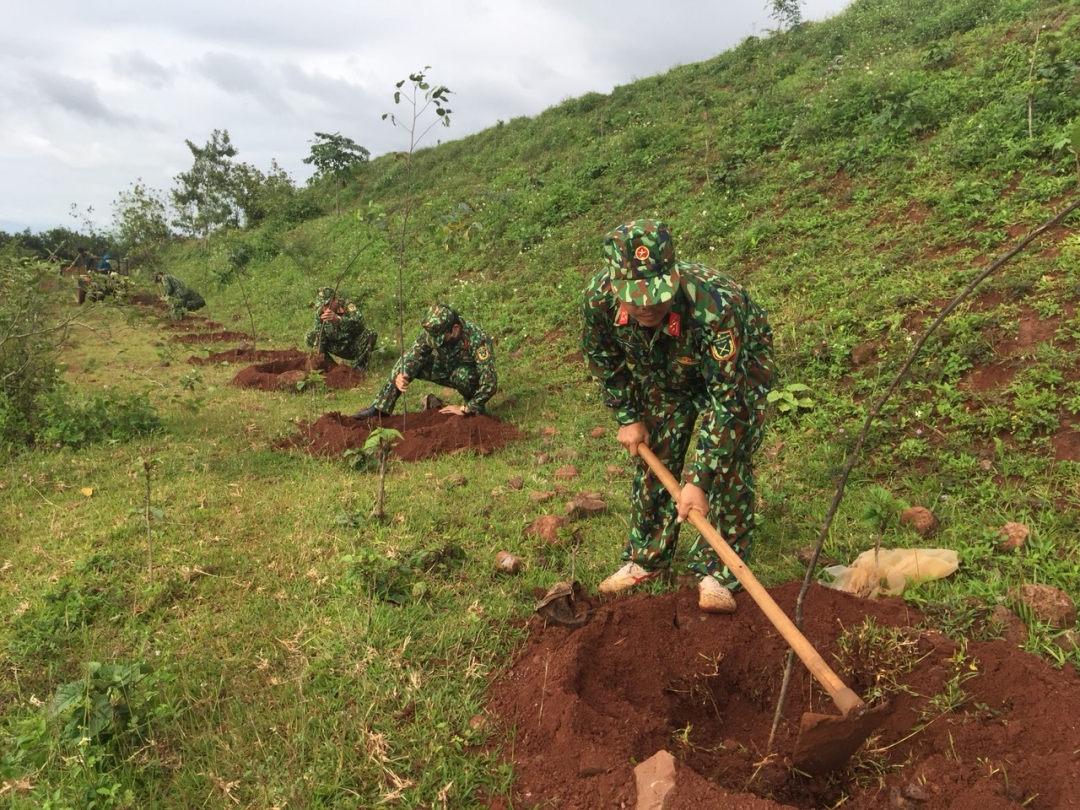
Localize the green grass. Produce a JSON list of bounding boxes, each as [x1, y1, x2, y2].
[[4, 0, 1080, 805]]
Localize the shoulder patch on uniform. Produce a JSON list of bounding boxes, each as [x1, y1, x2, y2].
[[476, 345, 491, 362], [709, 329, 736, 363], [347, 303, 356, 313]]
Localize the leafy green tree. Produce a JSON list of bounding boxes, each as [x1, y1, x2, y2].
[[112, 179, 171, 271], [230, 162, 267, 227], [234, 159, 299, 227], [767, 0, 803, 30], [0, 226, 104, 264], [302, 132, 370, 216], [170, 129, 240, 247]]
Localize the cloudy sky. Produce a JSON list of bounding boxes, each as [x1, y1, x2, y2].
[[1, 0, 851, 235]]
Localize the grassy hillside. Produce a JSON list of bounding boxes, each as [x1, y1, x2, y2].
[[3, 0, 1080, 806]]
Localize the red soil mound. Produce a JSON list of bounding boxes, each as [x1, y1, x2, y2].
[[170, 330, 252, 344], [161, 317, 223, 331], [486, 580, 1080, 809], [128, 292, 163, 307], [276, 409, 523, 461], [230, 354, 365, 391], [188, 348, 305, 366]]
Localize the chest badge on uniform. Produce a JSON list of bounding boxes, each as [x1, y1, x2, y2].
[[710, 329, 736, 362], [476, 345, 491, 362], [676, 356, 698, 365]]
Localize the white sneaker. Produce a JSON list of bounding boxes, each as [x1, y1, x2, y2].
[[598, 562, 661, 594], [698, 576, 737, 614]]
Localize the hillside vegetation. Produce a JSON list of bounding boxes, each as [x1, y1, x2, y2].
[[3, 0, 1080, 806]]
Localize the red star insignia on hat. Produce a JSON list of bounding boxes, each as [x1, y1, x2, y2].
[[634, 245, 651, 261]]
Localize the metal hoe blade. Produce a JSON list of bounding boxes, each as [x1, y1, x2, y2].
[[792, 702, 892, 776]]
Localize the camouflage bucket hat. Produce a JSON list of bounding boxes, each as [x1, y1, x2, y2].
[[603, 218, 679, 306], [315, 286, 335, 304], [422, 304, 459, 343]]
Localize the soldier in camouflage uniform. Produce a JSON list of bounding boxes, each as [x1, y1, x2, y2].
[[68, 248, 96, 305], [352, 303, 498, 419], [154, 272, 206, 320], [305, 287, 378, 370], [582, 219, 775, 613]]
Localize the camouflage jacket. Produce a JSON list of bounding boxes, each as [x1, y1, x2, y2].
[[160, 275, 205, 309], [402, 318, 498, 413], [582, 262, 775, 489], [305, 296, 374, 355]]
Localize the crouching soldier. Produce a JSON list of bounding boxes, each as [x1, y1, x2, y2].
[[304, 287, 378, 370], [353, 303, 497, 419], [154, 272, 206, 320]]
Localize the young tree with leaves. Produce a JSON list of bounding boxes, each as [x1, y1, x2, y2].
[[112, 179, 171, 271], [170, 129, 239, 247], [302, 132, 370, 216], [382, 68, 453, 359], [767, 0, 803, 30]]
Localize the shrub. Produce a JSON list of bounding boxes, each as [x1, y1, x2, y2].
[[0, 248, 63, 450], [37, 387, 163, 450]]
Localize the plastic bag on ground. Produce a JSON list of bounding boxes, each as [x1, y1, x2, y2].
[[822, 548, 959, 598]]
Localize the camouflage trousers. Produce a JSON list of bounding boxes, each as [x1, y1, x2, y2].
[[321, 331, 377, 370], [168, 292, 205, 321], [622, 398, 764, 588], [372, 358, 480, 414]]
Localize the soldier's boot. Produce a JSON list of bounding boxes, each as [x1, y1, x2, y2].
[[697, 575, 737, 614], [352, 406, 391, 420], [598, 562, 661, 595]]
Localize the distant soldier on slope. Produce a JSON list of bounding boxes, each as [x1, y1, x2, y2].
[[66, 247, 96, 304], [154, 272, 206, 320]]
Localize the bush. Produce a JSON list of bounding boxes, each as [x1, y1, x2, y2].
[[37, 387, 163, 449], [0, 248, 63, 450]]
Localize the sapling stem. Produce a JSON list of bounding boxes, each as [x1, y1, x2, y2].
[[143, 458, 154, 586], [767, 195, 1080, 751]]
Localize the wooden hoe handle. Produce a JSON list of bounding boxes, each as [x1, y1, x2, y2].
[[637, 445, 866, 718]]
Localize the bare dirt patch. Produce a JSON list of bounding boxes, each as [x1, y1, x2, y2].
[[485, 581, 1080, 809], [170, 330, 252, 344], [230, 353, 365, 391], [188, 348, 304, 366], [161, 316, 224, 332], [128, 291, 165, 308], [276, 409, 524, 462]]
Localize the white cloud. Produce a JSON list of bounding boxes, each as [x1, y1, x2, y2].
[[0, 0, 852, 232], [110, 50, 174, 89]]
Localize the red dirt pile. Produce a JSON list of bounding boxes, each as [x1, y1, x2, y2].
[[485, 580, 1080, 809], [277, 409, 524, 461]]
